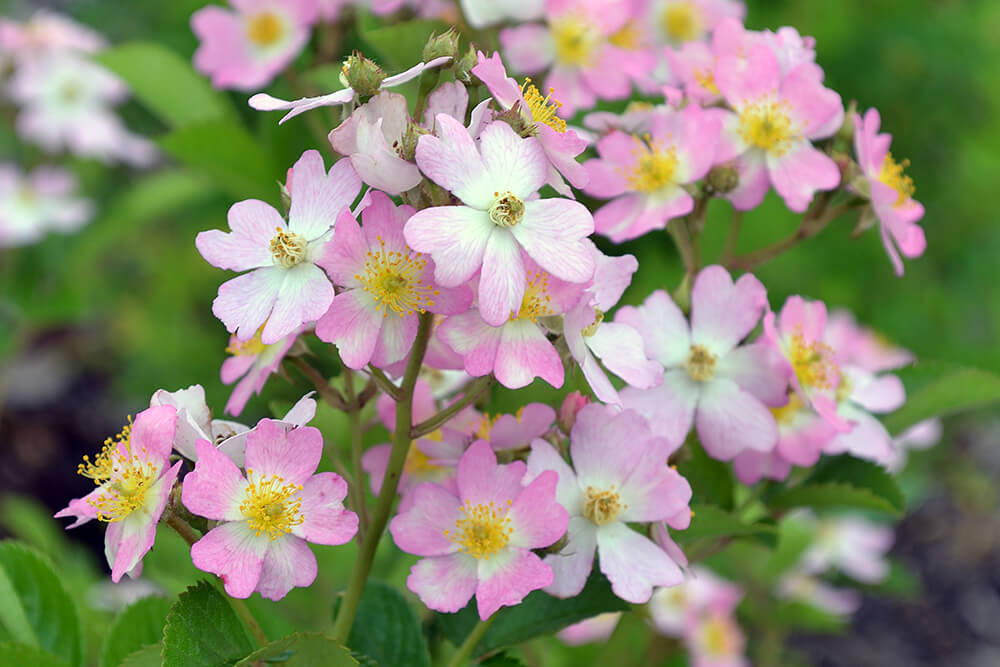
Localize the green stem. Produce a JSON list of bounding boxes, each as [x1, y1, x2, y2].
[[367, 364, 401, 401], [411, 376, 492, 438], [292, 357, 348, 410], [343, 369, 370, 539], [331, 312, 435, 643], [228, 594, 269, 648], [720, 210, 744, 265], [666, 218, 696, 280], [445, 615, 497, 667]]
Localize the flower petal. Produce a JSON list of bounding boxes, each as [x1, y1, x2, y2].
[[190, 522, 266, 599], [244, 420, 322, 485], [597, 522, 683, 603]]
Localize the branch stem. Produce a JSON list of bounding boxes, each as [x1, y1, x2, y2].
[[411, 376, 492, 438], [445, 615, 497, 667]]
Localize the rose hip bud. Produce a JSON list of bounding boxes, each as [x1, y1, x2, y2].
[[422, 29, 460, 62], [342, 52, 386, 99], [558, 391, 589, 435]]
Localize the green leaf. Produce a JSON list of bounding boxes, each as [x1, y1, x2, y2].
[[480, 653, 527, 667], [345, 581, 430, 667], [0, 542, 83, 667], [767, 456, 905, 516], [162, 581, 256, 667], [158, 120, 279, 201], [97, 42, 235, 127], [119, 644, 165, 667], [436, 570, 629, 657], [676, 442, 734, 510], [0, 642, 70, 667], [359, 18, 449, 71], [884, 362, 1000, 435], [235, 633, 358, 666], [771, 601, 846, 633], [100, 596, 171, 667], [674, 505, 778, 543]]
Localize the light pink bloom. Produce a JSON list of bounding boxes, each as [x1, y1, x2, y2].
[[55, 406, 181, 582], [777, 571, 860, 616], [823, 308, 914, 373], [583, 103, 670, 136], [182, 421, 358, 600], [852, 108, 926, 275], [557, 612, 622, 645], [315, 191, 472, 369], [221, 326, 305, 417], [406, 114, 594, 326], [619, 266, 787, 460], [479, 403, 556, 452], [760, 25, 817, 76], [643, 0, 745, 46], [249, 56, 452, 123], [0, 10, 105, 60], [648, 566, 743, 637], [0, 164, 92, 247], [666, 18, 751, 104], [731, 449, 792, 485], [191, 0, 317, 91], [525, 404, 692, 603], [390, 440, 568, 620], [499, 0, 633, 118], [197, 150, 361, 345], [823, 365, 905, 465], [714, 43, 842, 212], [799, 513, 893, 583], [564, 249, 663, 404], [583, 104, 721, 242], [460, 0, 545, 28], [683, 608, 749, 667], [471, 51, 589, 196], [888, 418, 941, 472]]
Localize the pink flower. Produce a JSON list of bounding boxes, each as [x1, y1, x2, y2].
[[888, 418, 941, 472], [0, 164, 92, 247], [777, 571, 860, 616], [55, 406, 181, 582], [405, 114, 595, 326], [619, 266, 787, 460], [221, 326, 305, 417], [823, 365, 905, 465], [823, 308, 914, 373], [197, 150, 361, 345], [389, 440, 568, 620], [648, 566, 743, 636], [499, 0, 633, 118], [480, 403, 556, 451], [731, 449, 792, 485], [683, 608, 749, 667], [471, 51, 589, 196], [525, 404, 692, 603], [582, 104, 721, 242], [191, 0, 317, 91], [643, 0, 745, 46], [798, 513, 893, 583], [249, 56, 452, 123], [460, 0, 545, 28], [0, 10, 105, 60], [182, 420, 358, 600], [852, 108, 926, 275], [557, 612, 622, 645], [714, 43, 842, 212], [315, 191, 472, 369]]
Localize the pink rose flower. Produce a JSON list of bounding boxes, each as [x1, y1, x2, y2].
[[220, 326, 305, 416], [0, 164, 92, 247]]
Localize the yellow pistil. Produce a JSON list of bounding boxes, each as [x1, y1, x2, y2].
[[445, 499, 514, 559], [738, 98, 799, 156], [521, 78, 566, 133], [609, 21, 641, 51], [240, 469, 303, 540], [269, 227, 308, 268], [693, 68, 720, 95], [582, 486, 625, 525], [879, 152, 915, 206], [788, 330, 838, 390], [246, 12, 284, 48], [662, 2, 701, 43], [551, 16, 598, 66], [488, 191, 525, 227], [685, 344, 717, 382], [625, 136, 679, 194], [81, 417, 159, 523], [511, 272, 553, 322], [356, 236, 438, 318], [770, 393, 804, 425], [225, 327, 268, 357], [581, 309, 604, 337]]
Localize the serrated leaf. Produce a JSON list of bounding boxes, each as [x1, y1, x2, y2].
[[674, 505, 778, 543], [0, 542, 83, 667], [345, 581, 430, 667], [768, 455, 905, 516], [884, 362, 1000, 435], [162, 581, 256, 667], [119, 644, 164, 667], [97, 42, 235, 127], [100, 596, 171, 667], [235, 633, 358, 666], [676, 442, 734, 510], [436, 570, 629, 657], [767, 482, 900, 515], [0, 642, 70, 667]]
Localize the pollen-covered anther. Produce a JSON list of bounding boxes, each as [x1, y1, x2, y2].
[[488, 191, 525, 227], [738, 98, 800, 155], [356, 236, 437, 317], [551, 15, 597, 66], [269, 227, 308, 268], [511, 271, 552, 322], [685, 344, 718, 382], [245, 11, 283, 48], [82, 416, 159, 523], [444, 499, 514, 559], [788, 331, 839, 390], [879, 152, 915, 206], [240, 469, 304, 540], [581, 308, 604, 337], [583, 486, 625, 525], [662, 2, 701, 42], [521, 78, 566, 133], [625, 137, 679, 193]]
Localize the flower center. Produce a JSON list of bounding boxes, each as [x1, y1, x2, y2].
[[879, 152, 915, 206], [770, 392, 804, 425], [625, 137, 679, 193], [609, 21, 641, 50], [693, 68, 720, 96], [246, 11, 284, 48], [662, 2, 701, 43], [788, 331, 838, 390], [403, 441, 442, 476], [552, 16, 598, 66], [582, 486, 625, 525], [269, 227, 308, 268], [80, 417, 159, 523], [700, 614, 736, 657], [521, 78, 566, 133], [240, 469, 303, 540], [475, 413, 501, 440], [488, 192, 525, 227], [685, 344, 717, 382], [738, 98, 799, 155], [357, 236, 437, 317], [225, 327, 268, 357], [512, 271, 553, 322], [445, 499, 513, 559], [581, 308, 604, 337]]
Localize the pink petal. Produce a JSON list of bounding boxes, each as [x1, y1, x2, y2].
[[132, 405, 178, 464], [351, 118, 423, 194], [315, 290, 382, 369], [592, 193, 645, 242], [619, 455, 692, 524], [780, 64, 843, 139], [478, 230, 526, 326], [478, 121, 548, 199], [476, 548, 553, 619], [456, 440, 527, 507], [619, 373, 698, 450], [597, 522, 683, 603], [715, 343, 789, 406], [727, 153, 772, 211], [507, 470, 567, 549], [615, 289, 691, 367], [499, 24, 554, 73], [716, 43, 780, 105], [190, 522, 266, 599], [182, 439, 247, 521], [213, 267, 283, 342], [244, 420, 322, 485], [407, 552, 479, 613], [495, 320, 564, 389], [404, 206, 493, 288], [415, 114, 491, 208], [571, 405, 651, 490], [294, 472, 357, 545], [696, 378, 778, 460], [543, 517, 597, 598], [370, 311, 419, 369], [582, 156, 628, 199], [288, 150, 360, 240], [390, 481, 462, 556], [691, 265, 767, 355], [260, 263, 334, 344], [525, 439, 583, 511], [438, 311, 504, 378], [512, 199, 595, 283], [196, 200, 283, 271], [255, 535, 317, 601], [489, 403, 555, 450], [767, 142, 840, 213], [587, 321, 664, 389]]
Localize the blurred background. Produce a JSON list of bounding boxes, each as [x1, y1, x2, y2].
[[1, 0, 999, 666]]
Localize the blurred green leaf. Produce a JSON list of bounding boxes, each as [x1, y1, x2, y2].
[[0, 542, 82, 667], [884, 362, 1000, 435], [100, 596, 171, 667], [481, 654, 528, 667], [676, 442, 735, 510], [97, 42, 236, 128], [675, 505, 778, 544], [234, 633, 358, 666], [767, 456, 905, 516], [345, 581, 430, 667], [772, 601, 847, 633], [359, 18, 449, 71], [0, 642, 70, 667], [162, 581, 255, 667], [118, 644, 164, 667]]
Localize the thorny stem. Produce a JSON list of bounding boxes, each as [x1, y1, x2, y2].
[[411, 376, 493, 438], [444, 615, 497, 667], [292, 357, 348, 410], [343, 368, 370, 538], [331, 312, 435, 643]]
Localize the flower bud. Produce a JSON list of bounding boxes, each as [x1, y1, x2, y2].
[[398, 120, 426, 162], [836, 99, 858, 144], [558, 391, 589, 435], [454, 43, 479, 83], [342, 52, 386, 98], [494, 105, 534, 137], [422, 29, 460, 62], [705, 165, 739, 195]]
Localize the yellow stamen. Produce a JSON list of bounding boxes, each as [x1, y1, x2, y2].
[[80, 417, 159, 523], [700, 614, 736, 656], [240, 469, 303, 540], [788, 330, 838, 390], [624, 135, 679, 193], [521, 78, 566, 133], [246, 12, 283, 48], [685, 344, 717, 382], [488, 191, 525, 227], [738, 98, 799, 156], [581, 308, 604, 337], [770, 393, 804, 425], [609, 21, 641, 51], [225, 327, 268, 357], [356, 236, 437, 318], [552, 16, 598, 66], [583, 486, 625, 525], [879, 152, 915, 206], [444, 499, 514, 559], [475, 413, 501, 441], [511, 271, 553, 322], [662, 2, 701, 43], [269, 227, 308, 268], [404, 442, 442, 476], [693, 68, 720, 96]]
